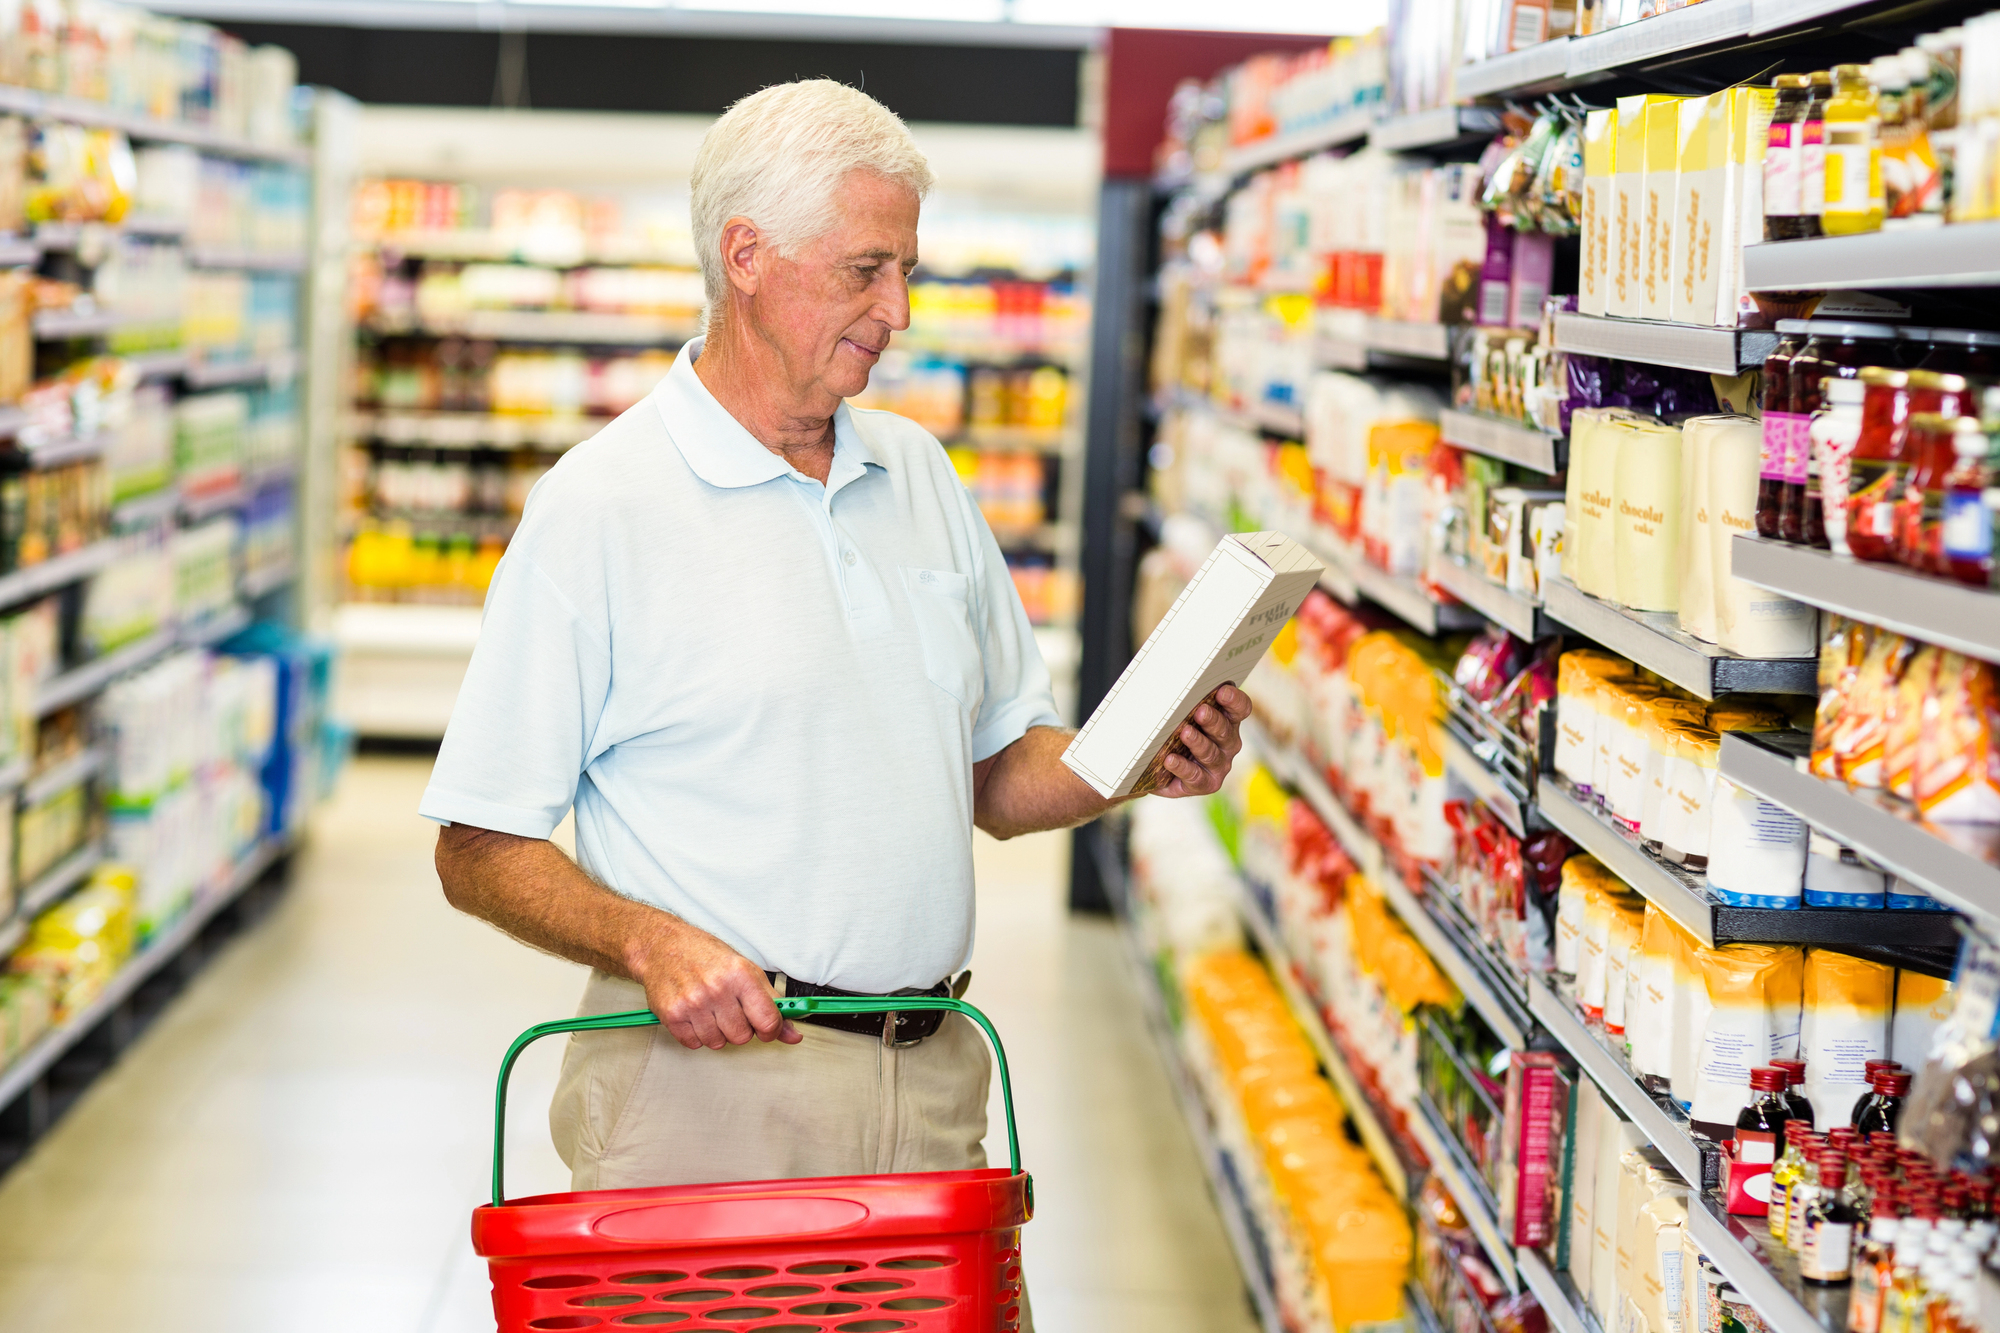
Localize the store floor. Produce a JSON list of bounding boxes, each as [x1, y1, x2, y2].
[[0, 756, 1258, 1332]]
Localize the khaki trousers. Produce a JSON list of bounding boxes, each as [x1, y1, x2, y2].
[[550, 970, 994, 1190]]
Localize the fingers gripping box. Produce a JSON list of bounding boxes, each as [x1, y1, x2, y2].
[[1063, 532, 1324, 799]]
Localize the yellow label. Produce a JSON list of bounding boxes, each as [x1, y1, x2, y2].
[[1585, 107, 1617, 175]]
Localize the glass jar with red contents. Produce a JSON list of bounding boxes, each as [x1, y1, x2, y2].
[[1758, 321, 1812, 538], [1784, 322, 1898, 543], [1893, 372, 1974, 570], [1845, 367, 1911, 561], [1921, 327, 2000, 383]]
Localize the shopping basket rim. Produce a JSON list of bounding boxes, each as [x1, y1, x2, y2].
[[480, 1166, 1025, 1213]]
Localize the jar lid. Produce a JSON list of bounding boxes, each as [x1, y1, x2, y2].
[[1823, 376, 1867, 401], [1750, 1066, 1786, 1092], [1860, 367, 1909, 385], [1802, 320, 1900, 339], [1926, 327, 2000, 347], [1774, 73, 1811, 89], [1909, 370, 1971, 391]]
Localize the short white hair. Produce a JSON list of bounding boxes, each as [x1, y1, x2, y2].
[[691, 79, 934, 318]]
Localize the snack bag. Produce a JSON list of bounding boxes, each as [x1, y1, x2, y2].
[[1891, 969, 1953, 1072], [1690, 944, 1804, 1130], [1811, 617, 1870, 780], [1884, 645, 1941, 801], [1832, 632, 1912, 790], [1800, 949, 1893, 1129], [1914, 652, 2000, 823]]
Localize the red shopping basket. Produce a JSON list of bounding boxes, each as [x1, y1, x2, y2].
[[472, 995, 1032, 1333]]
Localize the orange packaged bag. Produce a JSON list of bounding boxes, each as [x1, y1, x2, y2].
[[1914, 652, 2000, 823], [1883, 644, 1940, 801], [1832, 632, 1912, 789], [1811, 618, 1868, 779]]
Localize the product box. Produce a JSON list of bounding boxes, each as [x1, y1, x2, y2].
[[1670, 95, 1719, 327], [1500, 1051, 1575, 1249], [1611, 95, 1670, 318], [1592, 1112, 1649, 1325], [1509, 230, 1555, 329], [1580, 108, 1617, 318], [1063, 532, 1323, 799], [1567, 1075, 1605, 1294], [1479, 213, 1516, 326], [1712, 85, 1776, 328], [1642, 96, 1682, 320]]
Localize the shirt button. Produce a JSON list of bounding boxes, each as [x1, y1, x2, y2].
[[843, 550, 857, 566]]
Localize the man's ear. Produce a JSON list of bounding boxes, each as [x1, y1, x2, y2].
[[720, 217, 761, 297]]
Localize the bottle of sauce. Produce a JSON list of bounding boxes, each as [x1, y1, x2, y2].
[[1766, 76, 1816, 241], [1818, 66, 1879, 234], [1803, 1153, 1861, 1283], [1816, 376, 1868, 554], [1851, 1197, 1904, 1332], [1882, 1203, 1936, 1333], [1790, 1129, 1828, 1252], [1738, 1066, 1794, 1165], [1940, 419, 1991, 585], [1856, 1068, 1913, 1137], [1898, 412, 1958, 571], [1772, 1057, 1816, 1126], [1805, 71, 1834, 233], [1760, 322, 1810, 537], [1876, 57, 1915, 222], [1848, 369, 1914, 561], [1772, 1128, 1814, 1243], [1788, 321, 1895, 542]]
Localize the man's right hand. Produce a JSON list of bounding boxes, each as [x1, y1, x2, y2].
[[630, 915, 804, 1051]]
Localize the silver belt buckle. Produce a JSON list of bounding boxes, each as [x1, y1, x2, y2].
[[882, 1009, 924, 1048]]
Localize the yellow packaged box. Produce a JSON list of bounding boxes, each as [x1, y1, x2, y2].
[[1670, 95, 1720, 326], [1642, 97, 1683, 320], [1612, 95, 1672, 318], [1580, 107, 1617, 318]]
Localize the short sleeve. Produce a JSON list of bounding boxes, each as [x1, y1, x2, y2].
[[965, 500, 1063, 762], [418, 546, 611, 838]]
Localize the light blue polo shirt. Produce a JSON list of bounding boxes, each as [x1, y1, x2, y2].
[[419, 339, 1061, 992]]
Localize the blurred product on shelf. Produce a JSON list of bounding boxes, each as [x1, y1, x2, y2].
[[0, 4, 300, 145], [1154, 36, 1387, 181]]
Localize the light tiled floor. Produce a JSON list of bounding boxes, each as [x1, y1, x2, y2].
[[0, 756, 1257, 1332]]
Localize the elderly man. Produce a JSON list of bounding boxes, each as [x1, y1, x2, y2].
[[424, 80, 1249, 1199]]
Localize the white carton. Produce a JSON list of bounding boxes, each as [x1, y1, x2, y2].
[[1063, 532, 1324, 799]]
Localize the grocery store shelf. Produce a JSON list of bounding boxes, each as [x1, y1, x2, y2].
[[111, 488, 179, 529], [1539, 576, 1816, 700], [1235, 884, 1416, 1203], [35, 629, 176, 715], [1114, 911, 1285, 1333], [24, 430, 111, 469], [184, 248, 308, 272], [184, 350, 299, 390], [1719, 731, 2000, 924], [179, 484, 248, 522], [1220, 401, 1306, 439], [1685, 1194, 1850, 1333], [180, 604, 252, 649], [1410, 1094, 1518, 1290], [1298, 531, 1482, 637], [354, 409, 605, 451], [1552, 313, 1777, 376], [125, 349, 191, 381], [1315, 318, 1452, 371], [1251, 721, 1386, 880], [1438, 409, 1563, 473], [0, 85, 311, 165], [1743, 222, 2000, 292], [1427, 557, 1551, 642], [1538, 774, 1960, 969], [1731, 536, 2000, 664], [0, 234, 37, 266], [0, 833, 294, 1116], [14, 840, 106, 922], [1749, 0, 1874, 32], [19, 746, 106, 808], [1223, 105, 1378, 175], [241, 561, 296, 599], [1565, 0, 1754, 77], [1518, 1247, 1602, 1333], [370, 309, 699, 346], [1369, 107, 1504, 153], [1455, 41, 1573, 99], [1524, 978, 1704, 1185], [1435, 720, 1537, 840], [946, 424, 1078, 453], [31, 307, 147, 340], [0, 536, 130, 613]]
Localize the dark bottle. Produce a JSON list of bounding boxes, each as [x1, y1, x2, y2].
[[1802, 71, 1833, 236], [1802, 1153, 1861, 1283], [1765, 76, 1817, 241], [1772, 1058, 1816, 1127], [1759, 322, 1810, 537], [1855, 1069, 1913, 1137], [1738, 1066, 1794, 1165]]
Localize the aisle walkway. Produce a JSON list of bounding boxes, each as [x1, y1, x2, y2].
[[0, 756, 1257, 1332]]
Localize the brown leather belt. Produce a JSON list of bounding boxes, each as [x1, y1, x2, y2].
[[768, 972, 963, 1047]]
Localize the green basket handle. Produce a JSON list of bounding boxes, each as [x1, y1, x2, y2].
[[490, 995, 1023, 1206]]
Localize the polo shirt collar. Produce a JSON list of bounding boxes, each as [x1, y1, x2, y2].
[[655, 336, 884, 489]]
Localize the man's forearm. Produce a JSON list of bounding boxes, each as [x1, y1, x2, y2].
[[436, 825, 675, 981], [972, 725, 1118, 840]]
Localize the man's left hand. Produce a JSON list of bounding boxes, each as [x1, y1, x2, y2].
[[1152, 684, 1252, 799]]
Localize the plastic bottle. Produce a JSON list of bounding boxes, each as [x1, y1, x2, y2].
[[1760, 322, 1810, 537], [1773, 1128, 1814, 1243], [1896, 411, 1962, 572], [1773, 1058, 1816, 1127], [1858, 1070, 1914, 1137], [1876, 58, 1916, 222], [1792, 1130, 1828, 1252], [1766, 76, 1817, 241], [1804, 1153, 1862, 1282], [1816, 375, 1868, 555], [1851, 1204, 1904, 1332], [1805, 71, 1834, 231], [1848, 367, 1913, 560], [1823, 64, 1883, 235], [1941, 419, 1992, 586]]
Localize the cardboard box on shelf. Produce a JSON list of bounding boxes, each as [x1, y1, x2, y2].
[[1063, 531, 1322, 799]]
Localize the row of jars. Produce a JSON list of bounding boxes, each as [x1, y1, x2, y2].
[[1754, 318, 2000, 587]]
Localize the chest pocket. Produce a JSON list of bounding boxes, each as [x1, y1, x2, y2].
[[901, 566, 983, 712]]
